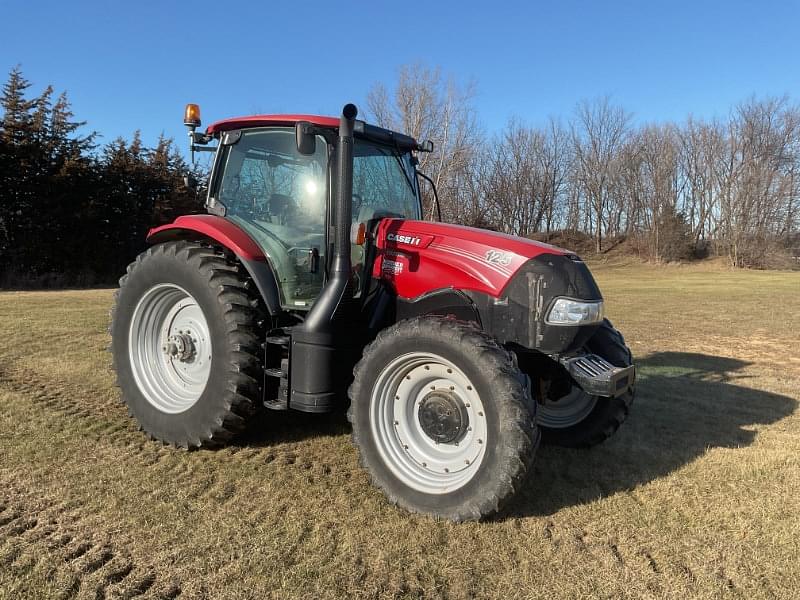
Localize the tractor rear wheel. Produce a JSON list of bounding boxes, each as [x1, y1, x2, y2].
[[348, 316, 538, 521], [110, 241, 265, 448], [536, 319, 634, 447]]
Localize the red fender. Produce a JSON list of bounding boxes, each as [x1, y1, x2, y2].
[[147, 214, 266, 261], [147, 215, 282, 314]]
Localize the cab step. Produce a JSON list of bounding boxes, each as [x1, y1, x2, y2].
[[265, 335, 290, 347], [264, 396, 288, 411], [264, 331, 291, 411]]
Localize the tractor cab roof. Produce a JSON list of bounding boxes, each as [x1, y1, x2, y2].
[[206, 114, 338, 134], [206, 114, 426, 152]]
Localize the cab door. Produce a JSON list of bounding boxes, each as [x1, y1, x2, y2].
[[212, 127, 329, 309]]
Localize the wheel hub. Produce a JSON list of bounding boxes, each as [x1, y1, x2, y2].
[[417, 390, 469, 444], [128, 284, 212, 414], [163, 332, 196, 362], [371, 353, 488, 494]]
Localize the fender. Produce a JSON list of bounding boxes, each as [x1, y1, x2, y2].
[[396, 288, 481, 325], [359, 285, 481, 343], [147, 215, 282, 315]]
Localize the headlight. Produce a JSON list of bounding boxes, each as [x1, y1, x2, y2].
[[546, 298, 604, 326]]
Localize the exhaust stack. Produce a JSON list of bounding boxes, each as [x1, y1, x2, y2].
[[289, 104, 358, 412]]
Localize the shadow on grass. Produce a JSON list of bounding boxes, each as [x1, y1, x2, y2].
[[234, 403, 352, 448], [502, 351, 797, 518], [229, 351, 796, 518]]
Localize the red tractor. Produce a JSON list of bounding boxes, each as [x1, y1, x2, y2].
[[110, 104, 635, 521]]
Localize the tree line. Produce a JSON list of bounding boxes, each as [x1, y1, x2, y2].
[[0, 67, 202, 287], [1, 64, 798, 289], [369, 64, 800, 268]]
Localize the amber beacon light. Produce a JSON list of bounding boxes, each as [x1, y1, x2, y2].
[[184, 103, 201, 128]]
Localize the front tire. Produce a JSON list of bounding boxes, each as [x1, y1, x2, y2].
[[110, 241, 265, 448], [348, 317, 538, 521]]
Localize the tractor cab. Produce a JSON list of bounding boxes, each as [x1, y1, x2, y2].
[[191, 109, 426, 311]]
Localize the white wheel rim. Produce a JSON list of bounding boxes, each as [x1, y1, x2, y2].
[[370, 352, 487, 495], [128, 284, 212, 414], [537, 387, 597, 428]]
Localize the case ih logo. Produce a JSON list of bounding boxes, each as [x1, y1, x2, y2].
[[387, 233, 421, 246], [485, 250, 513, 266]]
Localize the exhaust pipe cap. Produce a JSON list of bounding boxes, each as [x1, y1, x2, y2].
[[343, 103, 358, 120]]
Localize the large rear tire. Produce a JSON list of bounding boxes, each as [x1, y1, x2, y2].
[[348, 316, 538, 521], [110, 241, 265, 448], [536, 319, 634, 448]]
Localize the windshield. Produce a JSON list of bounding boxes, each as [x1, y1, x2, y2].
[[352, 141, 420, 222]]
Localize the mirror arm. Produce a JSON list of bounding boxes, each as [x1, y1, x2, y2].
[[416, 171, 442, 222]]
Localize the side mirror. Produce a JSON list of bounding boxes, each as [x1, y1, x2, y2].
[[183, 172, 197, 190], [295, 121, 317, 155]]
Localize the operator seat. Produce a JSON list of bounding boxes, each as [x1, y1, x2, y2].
[[268, 193, 293, 225]]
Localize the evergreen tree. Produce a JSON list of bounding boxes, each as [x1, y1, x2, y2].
[[0, 67, 201, 286]]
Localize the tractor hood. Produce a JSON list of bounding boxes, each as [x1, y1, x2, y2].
[[372, 218, 604, 354], [372, 218, 573, 299]]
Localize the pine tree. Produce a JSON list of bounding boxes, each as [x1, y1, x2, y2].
[[0, 66, 36, 145], [0, 67, 208, 286], [0, 66, 38, 279]]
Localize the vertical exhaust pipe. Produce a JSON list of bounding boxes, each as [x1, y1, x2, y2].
[[289, 104, 358, 412], [302, 103, 357, 332]]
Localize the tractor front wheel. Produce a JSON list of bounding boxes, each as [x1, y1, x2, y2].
[[348, 316, 538, 521], [110, 241, 265, 448]]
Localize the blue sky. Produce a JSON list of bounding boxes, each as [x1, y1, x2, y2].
[[3, 0, 799, 155]]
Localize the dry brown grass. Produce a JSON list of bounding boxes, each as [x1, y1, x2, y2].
[[0, 264, 798, 599]]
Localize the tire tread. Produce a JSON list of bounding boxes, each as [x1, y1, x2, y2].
[[110, 241, 266, 449]]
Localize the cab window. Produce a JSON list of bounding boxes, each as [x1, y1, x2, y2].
[[214, 127, 328, 309]]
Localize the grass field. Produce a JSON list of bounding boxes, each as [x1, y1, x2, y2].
[[0, 262, 798, 599]]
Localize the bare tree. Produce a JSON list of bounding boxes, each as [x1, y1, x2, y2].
[[570, 98, 632, 252], [366, 63, 482, 222], [366, 65, 800, 266], [540, 118, 571, 234]]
